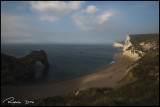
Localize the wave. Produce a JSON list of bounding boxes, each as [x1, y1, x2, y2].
[[110, 61, 115, 64]]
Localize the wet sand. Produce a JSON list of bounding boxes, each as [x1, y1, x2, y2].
[[1, 53, 134, 100]]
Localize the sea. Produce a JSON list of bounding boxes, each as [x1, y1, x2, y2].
[[1, 44, 122, 84]]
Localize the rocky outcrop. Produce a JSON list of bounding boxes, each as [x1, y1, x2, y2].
[[1, 50, 49, 84], [114, 34, 159, 61], [140, 41, 158, 51], [113, 42, 124, 48], [122, 35, 144, 60]]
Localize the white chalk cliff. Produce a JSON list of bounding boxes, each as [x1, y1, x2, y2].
[[113, 42, 124, 47], [114, 35, 158, 61], [139, 42, 158, 51]]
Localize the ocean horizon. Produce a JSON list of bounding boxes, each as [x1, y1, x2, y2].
[[1, 44, 122, 84]]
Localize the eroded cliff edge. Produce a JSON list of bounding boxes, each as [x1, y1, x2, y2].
[[114, 34, 159, 87], [1, 50, 49, 84], [113, 34, 159, 61]]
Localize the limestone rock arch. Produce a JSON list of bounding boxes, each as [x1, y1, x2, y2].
[[1, 50, 49, 84]]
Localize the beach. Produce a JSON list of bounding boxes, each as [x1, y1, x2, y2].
[[1, 53, 134, 100]]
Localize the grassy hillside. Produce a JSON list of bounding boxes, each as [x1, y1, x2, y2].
[[130, 34, 159, 44], [129, 34, 159, 52], [129, 34, 159, 45]]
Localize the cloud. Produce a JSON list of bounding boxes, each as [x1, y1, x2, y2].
[[1, 13, 40, 44], [85, 5, 99, 14], [2, 13, 27, 29], [30, 1, 85, 15], [30, 1, 85, 22], [97, 12, 112, 24], [39, 14, 59, 22], [72, 10, 114, 31], [1, 13, 32, 37]]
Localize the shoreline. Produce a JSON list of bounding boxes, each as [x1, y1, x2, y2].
[[1, 53, 134, 101], [12, 52, 120, 87]]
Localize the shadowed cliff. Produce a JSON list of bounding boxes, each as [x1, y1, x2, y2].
[[1, 50, 49, 85]]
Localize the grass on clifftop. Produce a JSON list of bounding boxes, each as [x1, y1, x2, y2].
[[129, 34, 159, 45], [129, 34, 159, 51]]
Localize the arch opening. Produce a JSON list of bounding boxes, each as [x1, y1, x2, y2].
[[35, 61, 44, 78]]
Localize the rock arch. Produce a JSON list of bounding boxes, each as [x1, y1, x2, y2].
[[25, 50, 49, 72], [1, 50, 49, 84]]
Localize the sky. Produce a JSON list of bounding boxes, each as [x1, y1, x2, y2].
[[1, 1, 159, 44]]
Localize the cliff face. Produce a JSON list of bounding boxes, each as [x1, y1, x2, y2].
[[140, 41, 158, 51], [113, 42, 124, 48], [114, 34, 159, 61], [1, 50, 49, 84], [122, 35, 143, 60], [122, 34, 159, 61]]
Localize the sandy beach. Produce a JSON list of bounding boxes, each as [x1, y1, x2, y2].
[[1, 53, 134, 100]]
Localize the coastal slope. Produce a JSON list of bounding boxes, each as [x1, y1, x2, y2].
[[1, 53, 134, 100], [114, 34, 159, 61], [33, 34, 159, 106], [1, 34, 159, 106]]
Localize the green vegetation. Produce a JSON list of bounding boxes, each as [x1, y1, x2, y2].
[[31, 46, 159, 106], [129, 34, 159, 52], [129, 34, 159, 45]]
